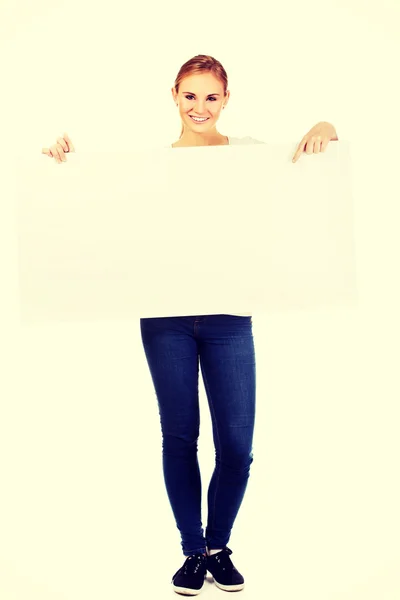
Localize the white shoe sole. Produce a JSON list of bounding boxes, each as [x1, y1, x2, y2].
[[212, 577, 245, 592], [172, 582, 204, 595]]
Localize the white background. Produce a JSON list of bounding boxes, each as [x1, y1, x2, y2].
[[1, 1, 399, 599]]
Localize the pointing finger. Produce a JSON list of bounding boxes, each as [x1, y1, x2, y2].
[[292, 140, 305, 163]]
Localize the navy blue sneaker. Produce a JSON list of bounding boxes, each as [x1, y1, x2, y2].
[[172, 553, 207, 595], [206, 547, 245, 591]]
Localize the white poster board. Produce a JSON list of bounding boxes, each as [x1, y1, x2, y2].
[[15, 142, 357, 322]]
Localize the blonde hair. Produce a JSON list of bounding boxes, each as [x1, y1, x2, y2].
[[174, 54, 228, 139]]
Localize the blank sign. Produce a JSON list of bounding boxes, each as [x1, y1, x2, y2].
[[15, 142, 357, 322]]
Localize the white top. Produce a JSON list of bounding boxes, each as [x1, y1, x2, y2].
[[168, 135, 264, 317]]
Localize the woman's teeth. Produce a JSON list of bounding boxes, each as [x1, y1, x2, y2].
[[190, 116, 209, 123]]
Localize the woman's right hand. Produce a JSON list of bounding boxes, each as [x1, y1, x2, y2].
[[42, 133, 75, 164]]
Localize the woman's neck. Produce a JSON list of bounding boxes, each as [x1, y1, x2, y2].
[[172, 134, 229, 148]]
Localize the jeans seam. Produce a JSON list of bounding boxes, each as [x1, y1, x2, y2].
[[201, 365, 221, 544]]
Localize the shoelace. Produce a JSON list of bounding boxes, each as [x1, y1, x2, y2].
[[172, 554, 206, 580], [209, 547, 237, 572]]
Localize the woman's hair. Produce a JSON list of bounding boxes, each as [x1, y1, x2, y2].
[[174, 54, 228, 139]]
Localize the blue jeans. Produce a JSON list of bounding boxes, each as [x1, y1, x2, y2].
[[140, 314, 256, 556]]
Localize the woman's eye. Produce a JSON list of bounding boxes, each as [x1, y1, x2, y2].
[[185, 95, 216, 101]]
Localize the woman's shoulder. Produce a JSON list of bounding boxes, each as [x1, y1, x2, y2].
[[228, 135, 265, 145]]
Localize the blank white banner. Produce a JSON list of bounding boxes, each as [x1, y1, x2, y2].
[[15, 142, 357, 322]]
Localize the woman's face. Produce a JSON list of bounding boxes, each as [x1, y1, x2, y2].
[[172, 72, 229, 133]]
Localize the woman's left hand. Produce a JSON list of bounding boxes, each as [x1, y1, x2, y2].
[[292, 121, 338, 163]]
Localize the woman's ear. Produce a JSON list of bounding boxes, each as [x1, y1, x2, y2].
[[171, 88, 177, 105]]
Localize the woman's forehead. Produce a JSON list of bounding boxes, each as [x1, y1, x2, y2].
[[180, 72, 223, 90]]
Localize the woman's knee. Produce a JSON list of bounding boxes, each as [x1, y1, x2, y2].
[[218, 447, 254, 473], [162, 431, 200, 458]]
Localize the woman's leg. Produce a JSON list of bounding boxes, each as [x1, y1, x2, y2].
[[140, 316, 207, 556], [196, 315, 256, 551]]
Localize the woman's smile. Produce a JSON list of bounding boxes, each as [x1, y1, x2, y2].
[[189, 116, 210, 123]]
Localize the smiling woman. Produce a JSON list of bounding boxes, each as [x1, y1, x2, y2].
[[40, 52, 339, 596], [138, 54, 261, 596], [171, 54, 231, 148]]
